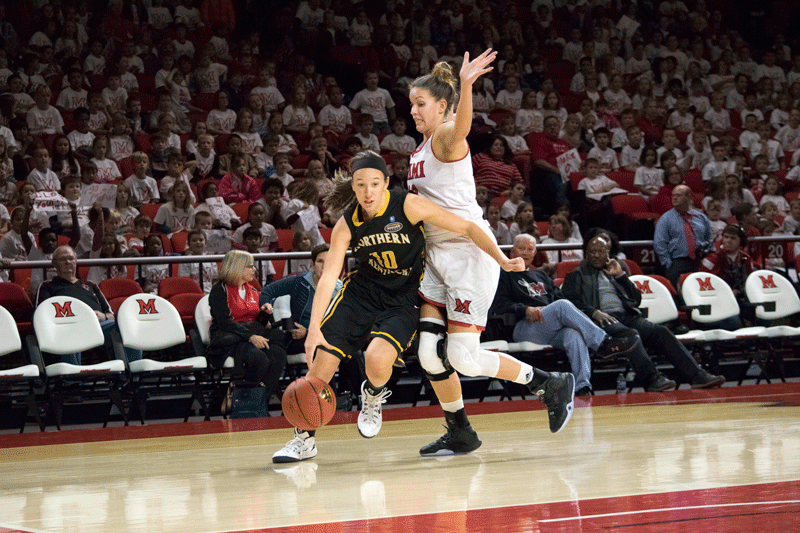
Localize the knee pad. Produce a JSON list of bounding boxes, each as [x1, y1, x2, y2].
[[418, 319, 452, 381], [447, 332, 499, 378]]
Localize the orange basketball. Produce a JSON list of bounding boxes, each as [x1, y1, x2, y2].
[[281, 375, 337, 431]]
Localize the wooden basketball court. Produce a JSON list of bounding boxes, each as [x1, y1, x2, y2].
[[1, 383, 799, 532]]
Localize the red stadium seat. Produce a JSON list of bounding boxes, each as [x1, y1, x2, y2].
[[118, 156, 134, 179], [0, 282, 35, 335], [169, 292, 205, 327], [319, 227, 332, 243], [232, 203, 250, 224], [276, 229, 294, 252], [99, 278, 143, 314], [158, 277, 203, 300], [683, 168, 704, 195], [607, 170, 636, 193], [623, 259, 643, 275], [138, 203, 160, 222], [555, 260, 581, 279], [568, 172, 586, 191], [171, 231, 188, 253]]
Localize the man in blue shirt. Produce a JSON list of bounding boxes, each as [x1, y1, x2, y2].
[[653, 184, 712, 290]]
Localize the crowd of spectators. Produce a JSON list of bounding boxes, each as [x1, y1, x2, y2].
[[1, 1, 800, 392]]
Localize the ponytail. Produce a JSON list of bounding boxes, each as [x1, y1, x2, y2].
[[410, 61, 460, 114]]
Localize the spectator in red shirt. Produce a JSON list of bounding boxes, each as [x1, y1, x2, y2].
[[529, 115, 571, 215], [472, 134, 522, 196], [635, 97, 664, 146]]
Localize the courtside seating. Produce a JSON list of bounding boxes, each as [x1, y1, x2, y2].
[[629, 275, 703, 343], [743, 270, 800, 383], [680, 272, 766, 340], [0, 306, 45, 432], [190, 294, 234, 414], [28, 296, 128, 429], [116, 294, 208, 423]]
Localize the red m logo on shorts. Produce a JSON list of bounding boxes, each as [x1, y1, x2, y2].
[[137, 299, 158, 315], [759, 275, 777, 289], [634, 280, 652, 294], [454, 298, 472, 314], [696, 277, 714, 291], [52, 301, 74, 318]]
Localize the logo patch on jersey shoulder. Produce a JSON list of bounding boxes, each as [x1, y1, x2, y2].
[[384, 222, 403, 233]]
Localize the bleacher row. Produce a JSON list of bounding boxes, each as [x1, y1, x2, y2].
[[2, 257, 798, 432]]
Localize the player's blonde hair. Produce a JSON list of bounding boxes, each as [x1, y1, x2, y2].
[[410, 61, 459, 114]]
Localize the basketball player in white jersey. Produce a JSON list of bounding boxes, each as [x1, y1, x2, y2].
[[408, 50, 575, 455]]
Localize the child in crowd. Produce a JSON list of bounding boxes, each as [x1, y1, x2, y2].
[[540, 214, 583, 264], [233, 108, 262, 154], [242, 226, 276, 286], [114, 183, 139, 231], [50, 136, 81, 181], [612, 109, 636, 149], [656, 128, 684, 167], [219, 153, 260, 204], [124, 152, 159, 206], [90, 136, 122, 183], [666, 94, 694, 132], [127, 214, 152, 252], [232, 201, 278, 251], [388, 155, 410, 192], [501, 182, 526, 221], [634, 146, 664, 200], [555, 199, 582, 241], [188, 133, 219, 180], [705, 199, 726, 243], [475, 185, 490, 217], [157, 113, 181, 152], [702, 141, 736, 186], [27, 85, 63, 136], [271, 152, 294, 190], [266, 113, 299, 156], [139, 233, 171, 294], [67, 107, 95, 155], [508, 202, 536, 242], [587, 127, 619, 172], [87, 93, 110, 135], [783, 200, 800, 234], [207, 91, 236, 135], [160, 152, 196, 203], [87, 232, 126, 285], [354, 114, 380, 153], [620, 125, 644, 170], [178, 229, 218, 293], [683, 131, 713, 170], [579, 158, 627, 227], [27, 147, 60, 192], [750, 121, 784, 173], [485, 202, 511, 245], [380, 118, 416, 156], [219, 134, 259, 177], [185, 122, 207, 156], [760, 175, 790, 215], [282, 180, 324, 246], [704, 92, 732, 133], [282, 86, 314, 136], [108, 113, 134, 162], [284, 230, 314, 277], [102, 74, 128, 116], [154, 181, 195, 234], [318, 85, 353, 148], [515, 89, 543, 135]]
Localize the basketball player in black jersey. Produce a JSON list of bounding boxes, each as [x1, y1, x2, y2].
[[273, 151, 525, 463]]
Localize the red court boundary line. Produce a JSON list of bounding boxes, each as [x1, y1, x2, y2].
[[216, 479, 800, 533], [1, 383, 798, 449]]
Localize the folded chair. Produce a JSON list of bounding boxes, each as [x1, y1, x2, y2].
[[116, 294, 208, 423]]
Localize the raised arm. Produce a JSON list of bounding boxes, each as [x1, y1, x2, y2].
[[432, 49, 497, 159]]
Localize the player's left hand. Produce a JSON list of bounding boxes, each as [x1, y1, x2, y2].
[[501, 256, 526, 272], [460, 48, 497, 86]]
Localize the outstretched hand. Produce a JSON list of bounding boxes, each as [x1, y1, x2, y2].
[[501, 256, 526, 272], [460, 48, 497, 87]]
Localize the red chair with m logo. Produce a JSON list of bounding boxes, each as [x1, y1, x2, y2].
[[116, 294, 209, 424]]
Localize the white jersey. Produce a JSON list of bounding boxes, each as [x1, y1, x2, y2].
[[408, 137, 484, 243]]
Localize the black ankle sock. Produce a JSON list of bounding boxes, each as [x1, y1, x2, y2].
[[528, 368, 551, 389], [444, 408, 470, 429], [365, 380, 384, 396]]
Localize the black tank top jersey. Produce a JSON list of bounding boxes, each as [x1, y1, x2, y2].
[[344, 189, 425, 292]]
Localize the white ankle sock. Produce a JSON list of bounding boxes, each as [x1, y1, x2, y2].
[[440, 398, 464, 413]]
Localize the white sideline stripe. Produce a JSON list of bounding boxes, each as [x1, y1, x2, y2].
[[538, 499, 800, 523], [0, 522, 54, 533]]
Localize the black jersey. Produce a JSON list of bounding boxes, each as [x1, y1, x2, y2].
[[344, 189, 425, 292]]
